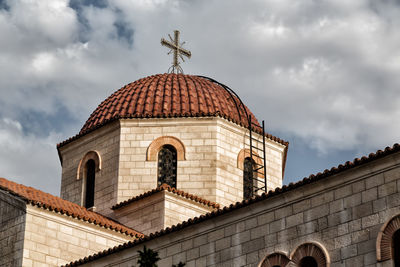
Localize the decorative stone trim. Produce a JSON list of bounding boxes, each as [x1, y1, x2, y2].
[[260, 252, 290, 267], [147, 136, 186, 161], [76, 151, 101, 180], [290, 242, 330, 267], [377, 214, 400, 261], [237, 148, 264, 177]]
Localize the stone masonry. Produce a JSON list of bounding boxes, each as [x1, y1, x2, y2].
[[59, 117, 286, 212], [78, 149, 400, 267], [59, 122, 120, 217], [22, 205, 133, 266], [113, 190, 215, 235], [0, 190, 26, 267], [118, 117, 285, 207]]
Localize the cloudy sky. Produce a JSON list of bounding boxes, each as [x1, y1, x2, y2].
[[1, 0, 400, 196]]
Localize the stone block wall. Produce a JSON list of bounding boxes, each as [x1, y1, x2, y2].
[[0, 190, 26, 267], [118, 118, 218, 205], [215, 119, 284, 205], [113, 191, 215, 235], [59, 122, 120, 216], [79, 152, 400, 267], [113, 192, 165, 235], [22, 205, 133, 266], [119, 117, 286, 207], [59, 117, 286, 217], [164, 191, 215, 229]]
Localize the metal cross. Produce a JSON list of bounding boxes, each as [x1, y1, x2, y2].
[[161, 30, 191, 73]]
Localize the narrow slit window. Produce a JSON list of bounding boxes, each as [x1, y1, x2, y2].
[[85, 159, 96, 208], [243, 157, 254, 199], [157, 145, 177, 188]]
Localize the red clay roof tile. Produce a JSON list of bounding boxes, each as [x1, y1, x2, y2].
[[57, 74, 288, 148], [0, 178, 144, 238], [112, 184, 220, 210]]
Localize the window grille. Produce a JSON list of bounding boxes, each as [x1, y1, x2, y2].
[[158, 145, 177, 188]]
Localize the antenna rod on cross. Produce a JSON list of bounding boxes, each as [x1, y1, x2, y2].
[[161, 30, 191, 74]]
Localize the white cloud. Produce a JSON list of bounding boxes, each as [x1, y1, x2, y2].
[[0, 118, 61, 195], [8, 0, 78, 45]]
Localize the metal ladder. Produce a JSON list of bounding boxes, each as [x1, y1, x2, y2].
[[197, 76, 267, 197], [247, 118, 267, 195]]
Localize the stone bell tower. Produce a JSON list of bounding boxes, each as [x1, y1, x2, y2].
[[57, 73, 287, 215], [56, 32, 287, 235]]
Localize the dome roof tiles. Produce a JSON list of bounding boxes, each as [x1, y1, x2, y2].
[[80, 74, 259, 134], [58, 73, 288, 148]]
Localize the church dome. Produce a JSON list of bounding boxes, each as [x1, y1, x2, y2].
[[80, 73, 260, 134]]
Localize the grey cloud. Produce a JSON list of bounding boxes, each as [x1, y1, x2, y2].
[[1, 0, 400, 193]]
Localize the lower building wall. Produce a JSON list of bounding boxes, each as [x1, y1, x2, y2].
[[22, 206, 133, 266], [79, 152, 400, 267], [0, 190, 26, 267]]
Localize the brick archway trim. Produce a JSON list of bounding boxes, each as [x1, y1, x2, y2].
[[76, 151, 101, 180], [260, 252, 290, 267], [290, 242, 330, 267], [237, 148, 264, 177], [147, 136, 185, 161], [377, 214, 400, 261]]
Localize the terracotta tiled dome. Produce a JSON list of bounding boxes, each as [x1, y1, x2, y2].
[[80, 73, 260, 134]]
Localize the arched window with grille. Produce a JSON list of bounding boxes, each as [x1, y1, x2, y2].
[[157, 145, 177, 188], [243, 157, 254, 199], [84, 159, 96, 208]]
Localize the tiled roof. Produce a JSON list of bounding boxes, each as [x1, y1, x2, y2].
[[57, 74, 288, 148], [112, 183, 220, 210], [64, 143, 400, 266], [0, 178, 144, 238]]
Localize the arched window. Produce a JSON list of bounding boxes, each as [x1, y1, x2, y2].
[[84, 159, 96, 208], [243, 157, 254, 199], [157, 145, 177, 188], [377, 214, 400, 263], [260, 252, 290, 267], [299, 256, 318, 267], [291, 242, 329, 267], [393, 230, 400, 266]]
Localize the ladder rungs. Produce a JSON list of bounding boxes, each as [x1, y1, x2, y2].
[[255, 186, 266, 190], [251, 146, 264, 151], [245, 135, 265, 141]]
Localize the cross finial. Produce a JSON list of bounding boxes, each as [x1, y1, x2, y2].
[[161, 30, 191, 74]]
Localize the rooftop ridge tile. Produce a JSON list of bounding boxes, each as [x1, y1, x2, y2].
[[112, 183, 220, 210]]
